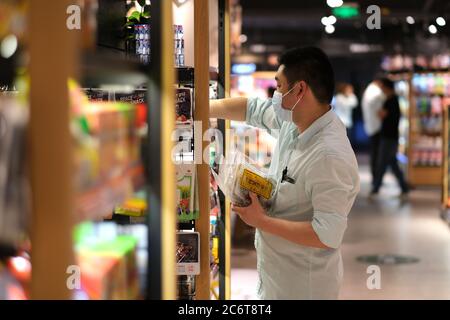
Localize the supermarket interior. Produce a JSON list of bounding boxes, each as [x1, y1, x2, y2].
[[1, 0, 450, 301]]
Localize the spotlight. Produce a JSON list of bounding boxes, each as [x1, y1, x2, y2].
[[325, 25, 335, 34], [428, 25, 437, 34], [327, 0, 343, 8], [436, 17, 446, 26], [406, 16, 415, 25]]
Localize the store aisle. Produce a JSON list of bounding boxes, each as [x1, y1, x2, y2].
[[231, 155, 450, 300]]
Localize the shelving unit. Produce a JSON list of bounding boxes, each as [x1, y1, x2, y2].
[[26, 0, 177, 299], [3, 0, 231, 301], [171, 0, 231, 300], [440, 96, 450, 224], [408, 72, 448, 186]]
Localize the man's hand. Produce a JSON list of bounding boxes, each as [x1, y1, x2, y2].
[[232, 192, 269, 229], [233, 192, 331, 249]]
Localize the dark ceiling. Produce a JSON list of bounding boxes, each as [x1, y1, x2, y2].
[[239, 0, 450, 58]]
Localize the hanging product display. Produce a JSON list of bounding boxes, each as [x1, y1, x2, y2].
[[134, 24, 151, 65], [174, 25, 185, 67], [176, 164, 199, 222], [175, 87, 193, 124], [176, 231, 200, 276]]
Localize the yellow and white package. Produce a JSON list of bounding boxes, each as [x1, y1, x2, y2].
[[212, 151, 277, 210]]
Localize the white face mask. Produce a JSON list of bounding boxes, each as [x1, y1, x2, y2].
[[272, 84, 302, 123]]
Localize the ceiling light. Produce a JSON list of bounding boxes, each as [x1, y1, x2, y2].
[[322, 15, 337, 26], [327, 0, 344, 8], [436, 17, 446, 26], [325, 25, 335, 34], [428, 24, 437, 34], [406, 16, 415, 24], [328, 15, 337, 25]]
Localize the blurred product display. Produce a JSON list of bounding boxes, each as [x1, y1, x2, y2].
[[408, 73, 449, 185]]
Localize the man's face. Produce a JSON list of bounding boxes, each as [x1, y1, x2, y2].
[[275, 65, 299, 109]]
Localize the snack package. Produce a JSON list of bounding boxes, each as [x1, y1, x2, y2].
[[211, 151, 277, 211]]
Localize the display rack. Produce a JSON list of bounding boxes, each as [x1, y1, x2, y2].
[[217, 0, 232, 301], [6, 0, 231, 301], [440, 97, 450, 225], [171, 0, 231, 300], [408, 72, 448, 186], [26, 0, 177, 299]]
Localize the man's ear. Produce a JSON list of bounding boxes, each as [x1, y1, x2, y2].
[[297, 81, 307, 98]]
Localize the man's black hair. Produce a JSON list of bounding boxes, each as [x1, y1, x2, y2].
[[278, 46, 335, 104], [379, 77, 395, 91]]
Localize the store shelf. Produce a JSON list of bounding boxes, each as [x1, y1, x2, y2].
[[17, 0, 229, 301], [409, 165, 442, 186], [81, 52, 149, 88], [408, 72, 449, 186]]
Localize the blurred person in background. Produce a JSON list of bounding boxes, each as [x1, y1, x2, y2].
[[361, 79, 385, 190], [370, 78, 409, 198], [333, 82, 358, 138]]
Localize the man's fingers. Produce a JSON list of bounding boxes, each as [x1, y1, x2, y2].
[[249, 192, 258, 203], [232, 204, 243, 215]]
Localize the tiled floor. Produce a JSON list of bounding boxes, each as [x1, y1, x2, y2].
[[231, 157, 450, 300]]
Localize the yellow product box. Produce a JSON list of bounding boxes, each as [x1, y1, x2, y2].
[[240, 169, 273, 200]]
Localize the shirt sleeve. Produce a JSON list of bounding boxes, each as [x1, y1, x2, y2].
[[246, 97, 283, 138], [305, 154, 360, 249]]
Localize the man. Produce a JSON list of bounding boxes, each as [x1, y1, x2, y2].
[[333, 82, 358, 138], [210, 47, 360, 299], [361, 80, 385, 190], [370, 78, 409, 197]]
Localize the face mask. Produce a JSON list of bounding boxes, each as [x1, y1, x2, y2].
[[272, 84, 302, 123]]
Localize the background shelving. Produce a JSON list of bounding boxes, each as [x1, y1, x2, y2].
[[408, 72, 450, 186]]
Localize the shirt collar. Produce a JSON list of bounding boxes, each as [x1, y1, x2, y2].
[[294, 108, 335, 149]]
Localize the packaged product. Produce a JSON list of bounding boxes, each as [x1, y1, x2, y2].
[[212, 151, 277, 210]]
